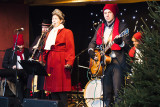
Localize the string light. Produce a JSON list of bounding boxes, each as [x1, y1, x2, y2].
[[132, 16, 136, 19], [149, 37, 152, 40]]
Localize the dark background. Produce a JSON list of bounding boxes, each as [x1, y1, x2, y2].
[[29, 2, 157, 89]]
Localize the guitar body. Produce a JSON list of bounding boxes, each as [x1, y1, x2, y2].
[[89, 49, 112, 77], [89, 28, 129, 77]]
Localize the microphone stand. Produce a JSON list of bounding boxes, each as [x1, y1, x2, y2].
[[99, 28, 105, 107], [75, 48, 88, 106], [11, 32, 20, 99]]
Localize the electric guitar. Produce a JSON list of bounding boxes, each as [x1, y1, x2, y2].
[[89, 28, 129, 77]]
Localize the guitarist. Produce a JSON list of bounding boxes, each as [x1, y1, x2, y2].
[[88, 4, 132, 107]]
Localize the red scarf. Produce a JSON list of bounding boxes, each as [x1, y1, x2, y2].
[[129, 46, 136, 57], [96, 17, 121, 50], [13, 47, 24, 60]]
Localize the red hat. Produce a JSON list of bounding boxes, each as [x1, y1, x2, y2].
[[13, 34, 24, 45], [133, 32, 143, 40], [103, 4, 119, 16]]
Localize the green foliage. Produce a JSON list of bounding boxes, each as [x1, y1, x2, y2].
[[116, 1, 160, 107]]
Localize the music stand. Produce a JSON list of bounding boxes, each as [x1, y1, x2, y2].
[[19, 60, 48, 98], [0, 69, 26, 78]]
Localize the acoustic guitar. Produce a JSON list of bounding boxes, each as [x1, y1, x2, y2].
[[89, 28, 129, 77]]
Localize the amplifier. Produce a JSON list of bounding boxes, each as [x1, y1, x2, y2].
[[23, 98, 63, 107], [0, 96, 20, 107]]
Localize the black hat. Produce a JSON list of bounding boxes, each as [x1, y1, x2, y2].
[[41, 19, 51, 26]]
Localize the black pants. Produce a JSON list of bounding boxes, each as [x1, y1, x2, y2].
[[102, 58, 125, 107], [26, 75, 45, 99], [27, 75, 45, 90], [51, 92, 68, 107]]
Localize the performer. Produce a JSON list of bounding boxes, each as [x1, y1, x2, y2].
[[88, 4, 132, 106], [27, 19, 51, 99], [2, 34, 29, 102], [40, 9, 75, 107], [29, 19, 51, 56], [129, 31, 143, 63]]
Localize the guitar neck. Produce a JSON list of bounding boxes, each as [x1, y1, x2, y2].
[[104, 28, 129, 52]]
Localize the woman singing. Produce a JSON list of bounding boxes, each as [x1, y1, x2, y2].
[[41, 9, 75, 107]]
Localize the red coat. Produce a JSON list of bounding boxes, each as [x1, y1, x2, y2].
[[43, 28, 75, 92]]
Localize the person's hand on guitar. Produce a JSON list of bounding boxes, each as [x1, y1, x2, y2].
[[100, 51, 105, 56], [12, 65, 17, 69], [114, 37, 122, 45], [89, 50, 98, 61], [89, 50, 95, 59]]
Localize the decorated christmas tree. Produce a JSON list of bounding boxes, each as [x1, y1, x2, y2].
[[116, 1, 160, 107]]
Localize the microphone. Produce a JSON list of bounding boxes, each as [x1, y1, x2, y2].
[[15, 28, 24, 31], [13, 46, 20, 51], [16, 46, 20, 50], [134, 21, 138, 32]]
